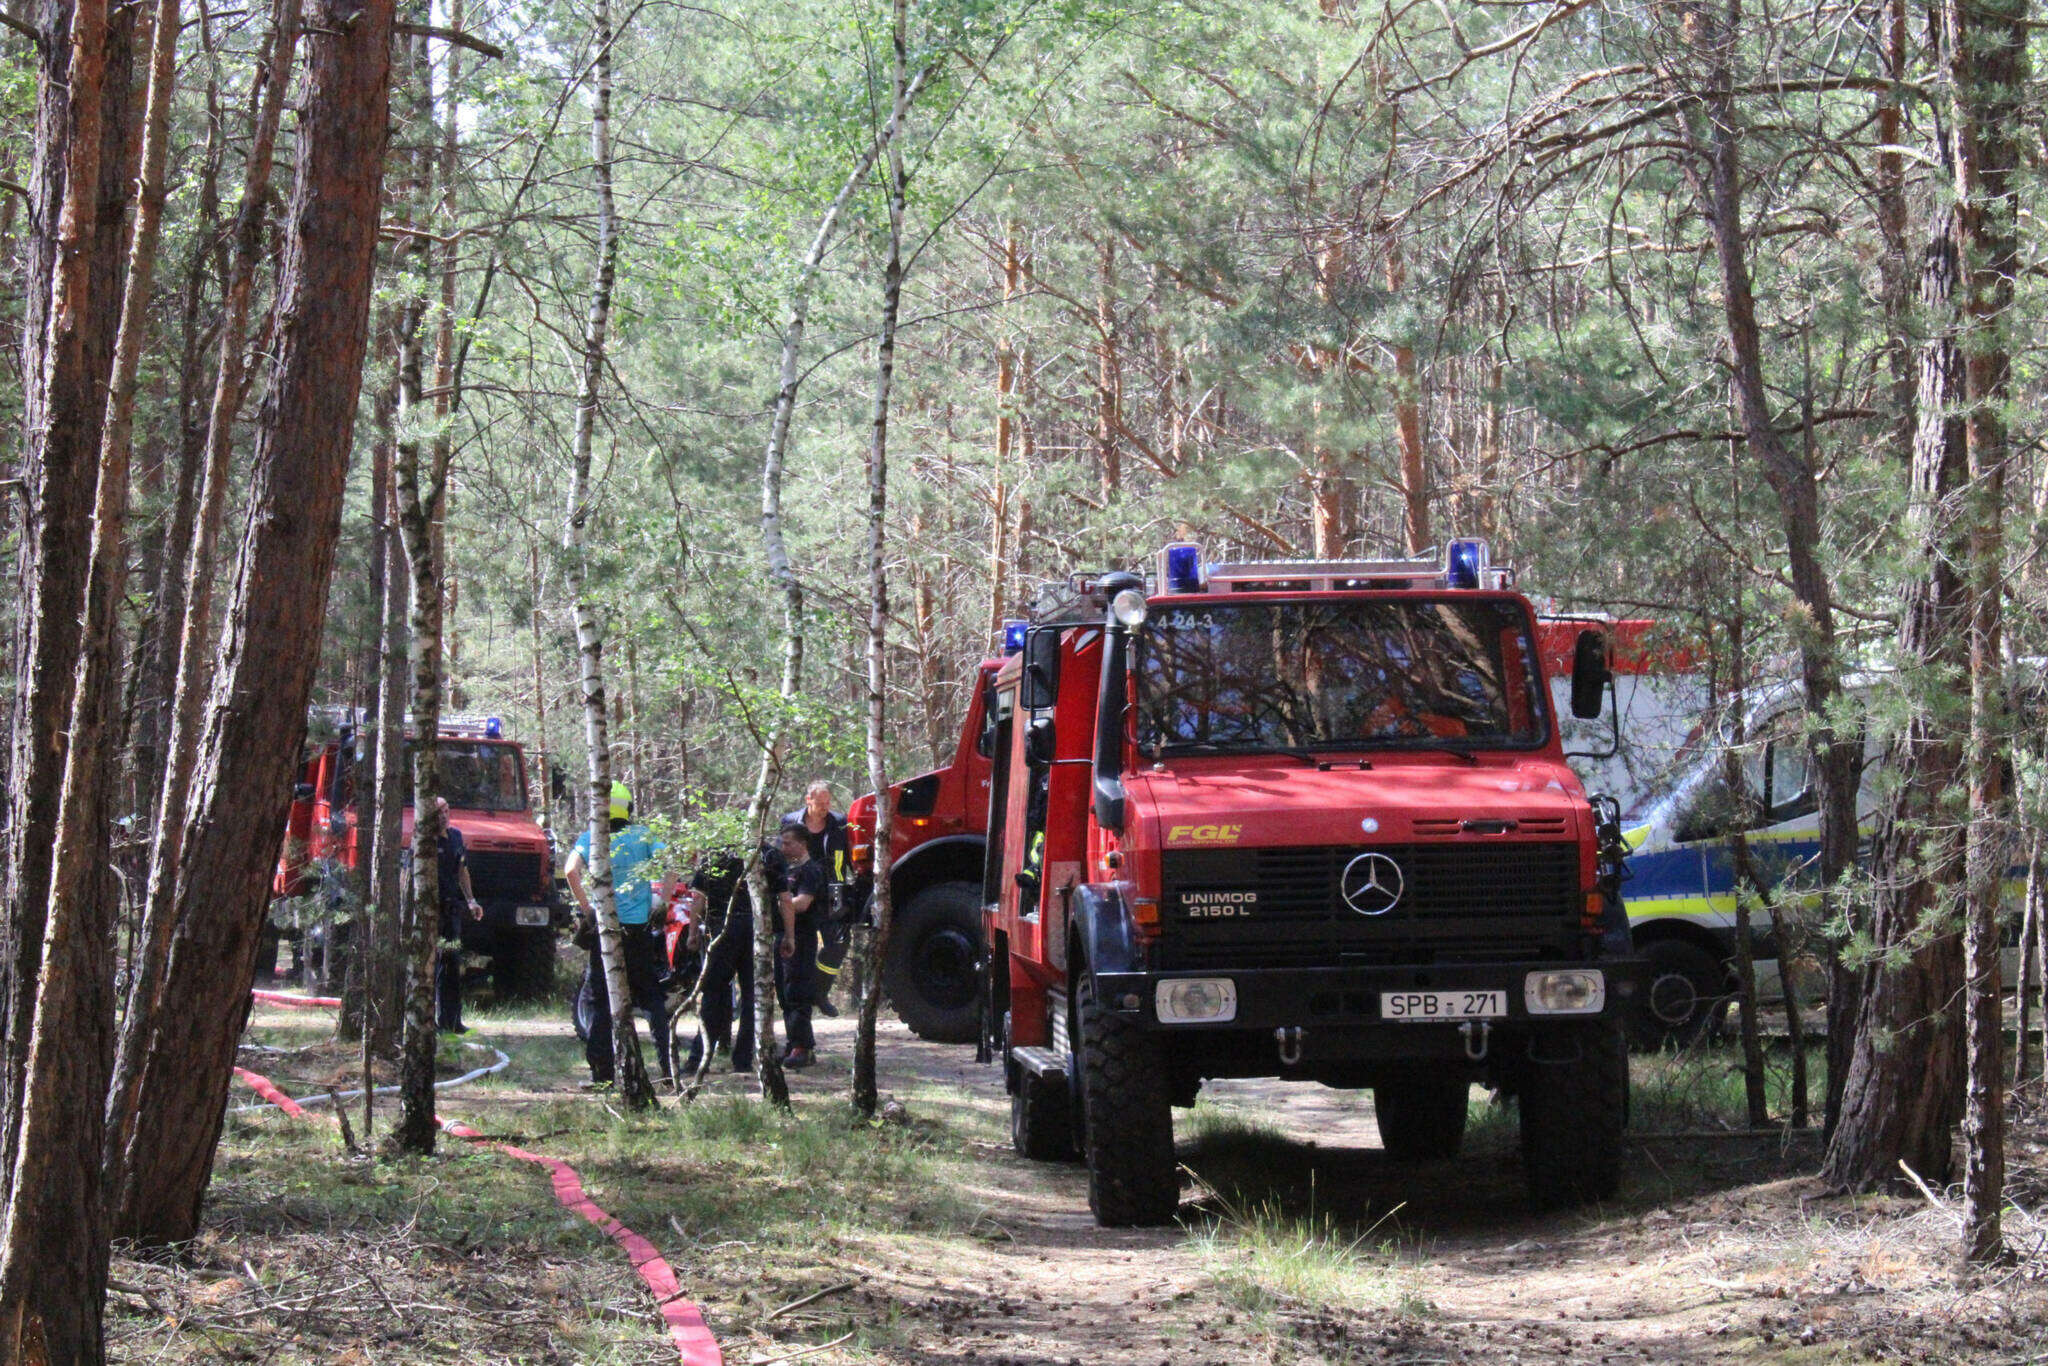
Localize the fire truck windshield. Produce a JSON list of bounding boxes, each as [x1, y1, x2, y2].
[[1135, 597, 1549, 754], [406, 740, 529, 811]]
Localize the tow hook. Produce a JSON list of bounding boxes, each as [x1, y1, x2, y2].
[[1459, 1020, 1491, 1062], [1274, 1026, 1305, 1067]]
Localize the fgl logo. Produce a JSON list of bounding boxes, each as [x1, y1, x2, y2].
[[1167, 823, 1243, 845]]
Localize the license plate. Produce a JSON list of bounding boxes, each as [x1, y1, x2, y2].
[[1381, 990, 1506, 1021], [515, 905, 550, 927]]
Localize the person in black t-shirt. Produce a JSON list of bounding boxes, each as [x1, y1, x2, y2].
[[774, 825, 826, 1067], [680, 846, 769, 1075]]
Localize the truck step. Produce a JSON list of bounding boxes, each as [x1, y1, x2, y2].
[[1010, 1046, 1068, 1082]]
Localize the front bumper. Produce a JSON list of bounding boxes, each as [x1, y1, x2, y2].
[[462, 898, 568, 946], [1096, 959, 1644, 1032]]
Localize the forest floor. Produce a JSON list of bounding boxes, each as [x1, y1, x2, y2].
[[108, 974, 2048, 1365]]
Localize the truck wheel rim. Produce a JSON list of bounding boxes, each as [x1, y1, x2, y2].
[[913, 927, 978, 1009]]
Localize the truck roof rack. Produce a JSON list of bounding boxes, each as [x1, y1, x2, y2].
[[1200, 557, 1452, 592], [1195, 554, 1514, 593]]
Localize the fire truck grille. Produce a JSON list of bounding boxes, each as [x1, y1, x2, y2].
[[466, 850, 545, 902], [1158, 842, 1581, 970]]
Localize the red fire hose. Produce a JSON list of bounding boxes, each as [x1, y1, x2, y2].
[[233, 1014, 721, 1364]]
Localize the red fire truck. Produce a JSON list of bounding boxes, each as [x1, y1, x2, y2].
[[273, 714, 567, 998], [978, 541, 1640, 1224]]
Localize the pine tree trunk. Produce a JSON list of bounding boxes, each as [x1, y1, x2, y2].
[[104, 0, 303, 1211], [1095, 238, 1119, 506], [105, 0, 393, 1243], [1387, 238, 1428, 554], [0, 0, 182, 1329], [0, 0, 128, 1224], [1675, 4, 1862, 1135], [0, 0, 137, 1341], [1944, 0, 2026, 1265], [853, 0, 909, 1119], [1820, 214, 1970, 1194]]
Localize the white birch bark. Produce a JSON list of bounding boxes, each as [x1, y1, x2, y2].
[[853, 0, 910, 1118], [565, 0, 654, 1108], [740, 46, 938, 1108]]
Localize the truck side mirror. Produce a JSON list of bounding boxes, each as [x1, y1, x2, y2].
[[1021, 627, 1060, 710], [1570, 629, 1611, 720], [550, 768, 567, 802], [1026, 716, 1056, 768], [976, 679, 999, 758]]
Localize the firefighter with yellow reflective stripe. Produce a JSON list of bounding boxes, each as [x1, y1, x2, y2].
[[782, 781, 852, 1016]]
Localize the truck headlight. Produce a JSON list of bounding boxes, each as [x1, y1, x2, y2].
[[1156, 977, 1236, 1024], [1525, 970, 1605, 1015]]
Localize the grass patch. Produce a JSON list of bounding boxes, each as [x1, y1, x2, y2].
[[1179, 1107, 1431, 1326]]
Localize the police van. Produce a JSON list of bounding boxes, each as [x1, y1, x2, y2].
[[1616, 673, 2034, 1045]]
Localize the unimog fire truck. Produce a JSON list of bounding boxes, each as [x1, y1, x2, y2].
[[979, 540, 1640, 1225], [273, 713, 568, 998]]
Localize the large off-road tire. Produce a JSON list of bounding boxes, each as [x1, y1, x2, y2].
[[1076, 974, 1179, 1226], [1630, 939, 1729, 1050], [883, 881, 984, 1043], [1373, 1074, 1470, 1161], [1519, 1022, 1628, 1211], [494, 929, 560, 1002]]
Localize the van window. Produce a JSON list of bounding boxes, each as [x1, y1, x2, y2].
[[1765, 738, 1816, 823]]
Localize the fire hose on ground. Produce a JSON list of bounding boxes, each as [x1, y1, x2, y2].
[[237, 989, 723, 1366]]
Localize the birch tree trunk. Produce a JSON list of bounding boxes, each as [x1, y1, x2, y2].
[[742, 55, 935, 1107], [853, 0, 910, 1119], [564, 0, 655, 1110], [392, 341, 448, 1153], [106, 0, 393, 1242]]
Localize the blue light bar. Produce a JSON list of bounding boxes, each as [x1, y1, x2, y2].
[[1001, 619, 1028, 655], [1161, 542, 1205, 594], [1446, 538, 1487, 590], [485, 716, 503, 739]]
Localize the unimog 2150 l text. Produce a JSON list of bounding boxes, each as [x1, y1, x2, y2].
[[980, 540, 1641, 1225]]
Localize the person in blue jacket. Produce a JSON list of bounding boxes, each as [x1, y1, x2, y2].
[[566, 782, 669, 1085]]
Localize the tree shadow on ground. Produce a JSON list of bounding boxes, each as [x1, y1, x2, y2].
[[1173, 1107, 1824, 1240]]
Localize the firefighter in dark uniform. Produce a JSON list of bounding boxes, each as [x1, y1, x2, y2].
[[434, 796, 485, 1033], [775, 825, 827, 1068], [681, 845, 777, 1075], [781, 780, 852, 1015]]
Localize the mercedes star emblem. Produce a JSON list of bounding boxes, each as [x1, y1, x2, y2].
[[1341, 851, 1404, 916]]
